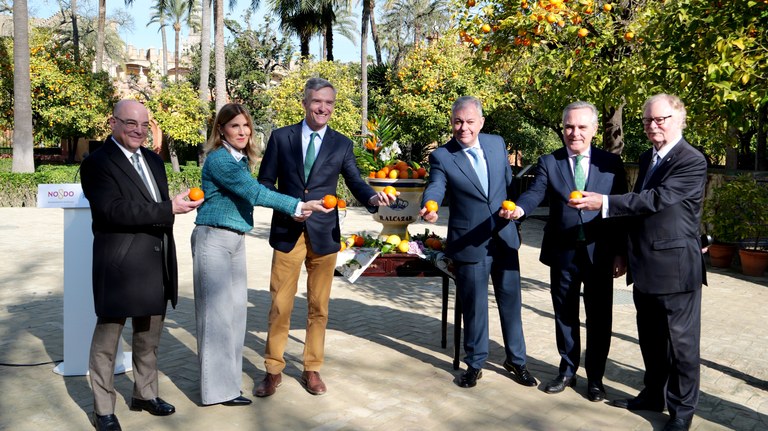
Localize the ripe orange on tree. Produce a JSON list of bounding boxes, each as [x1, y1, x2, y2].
[[569, 190, 583, 200], [425, 200, 439, 213], [577, 28, 589, 38], [501, 200, 516, 211], [481, 23, 491, 33], [383, 186, 397, 196], [323, 195, 338, 209], [624, 31, 635, 41], [189, 187, 205, 201]]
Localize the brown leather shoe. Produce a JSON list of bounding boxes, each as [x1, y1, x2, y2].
[[254, 373, 281, 398], [301, 371, 327, 395]]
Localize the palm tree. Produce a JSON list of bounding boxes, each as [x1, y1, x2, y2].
[[271, 0, 323, 59], [380, 0, 449, 67], [12, 0, 33, 173], [164, 0, 201, 82], [198, 0, 211, 161], [148, 0, 170, 76], [321, 1, 356, 61], [96, 0, 136, 71], [360, 0, 370, 137]]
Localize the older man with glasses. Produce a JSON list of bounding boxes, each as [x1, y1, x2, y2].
[[570, 94, 708, 431]]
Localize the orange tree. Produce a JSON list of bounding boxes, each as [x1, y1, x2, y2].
[[456, 0, 655, 158], [0, 29, 115, 158], [380, 35, 508, 165], [643, 0, 768, 169]]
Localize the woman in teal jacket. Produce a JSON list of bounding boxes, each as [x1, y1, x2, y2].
[[191, 103, 330, 406]]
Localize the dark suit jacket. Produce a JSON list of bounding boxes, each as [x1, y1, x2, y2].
[[421, 134, 519, 262], [608, 138, 707, 294], [516, 146, 627, 268], [258, 122, 377, 255], [80, 137, 178, 318]]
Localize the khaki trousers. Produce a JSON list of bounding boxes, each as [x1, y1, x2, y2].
[[89, 315, 164, 415], [264, 232, 336, 374]]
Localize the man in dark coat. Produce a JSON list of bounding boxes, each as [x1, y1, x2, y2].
[[571, 94, 707, 431], [508, 101, 627, 402], [80, 99, 201, 431]]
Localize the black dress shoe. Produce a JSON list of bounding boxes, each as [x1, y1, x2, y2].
[[544, 375, 577, 394], [662, 417, 692, 431], [587, 380, 606, 402], [502, 360, 538, 387], [610, 397, 664, 412], [92, 413, 122, 431], [221, 395, 252, 406], [458, 366, 483, 388], [129, 397, 176, 416]]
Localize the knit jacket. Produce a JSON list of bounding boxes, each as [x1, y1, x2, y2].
[[195, 146, 300, 233]]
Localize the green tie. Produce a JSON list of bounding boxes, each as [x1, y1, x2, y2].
[[304, 132, 318, 181], [574, 154, 586, 191], [574, 154, 586, 242]]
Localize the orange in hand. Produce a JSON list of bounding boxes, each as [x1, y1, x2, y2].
[[425, 200, 439, 212], [323, 195, 338, 209], [383, 186, 397, 196], [569, 191, 583, 200], [501, 200, 516, 211], [189, 187, 204, 201]]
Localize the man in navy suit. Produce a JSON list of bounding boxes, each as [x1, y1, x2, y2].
[[419, 96, 537, 388], [507, 101, 627, 402], [254, 78, 395, 397], [572, 94, 707, 431]]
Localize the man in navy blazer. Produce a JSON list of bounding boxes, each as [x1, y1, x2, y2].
[[255, 78, 395, 397], [419, 96, 537, 389], [507, 101, 627, 402], [572, 94, 707, 431]]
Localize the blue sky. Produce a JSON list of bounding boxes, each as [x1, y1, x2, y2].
[[28, 0, 366, 63]]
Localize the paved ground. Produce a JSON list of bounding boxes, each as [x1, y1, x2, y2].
[[0, 206, 766, 431]]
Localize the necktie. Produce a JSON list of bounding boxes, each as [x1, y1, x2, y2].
[[574, 154, 586, 191], [131, 152, 156, 201], [643, 153, 659, 188], [468, 147, 488, 195], [304, 132, 318, 181]]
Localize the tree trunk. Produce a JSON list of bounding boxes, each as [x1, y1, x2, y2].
[[360, 0, 370, 138], [12, 0, 34, 173], [602, 102, 625, 155], [324, 5, 334, 61], [161, 22, 169, 76], [174, 23, 181, 82], [71, 0, 80, 64], [214, 0, 226, 114], [369, 0, 382, 65], [169, 140, 180, 172], [756, 103, 767, 171], [198, 0, 211, 164], [94, 0, 106, 72]]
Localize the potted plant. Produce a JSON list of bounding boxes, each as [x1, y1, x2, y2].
[[703, 178, 743, 267], [355, 115, 428, 239], [730, 175, 768, 276]]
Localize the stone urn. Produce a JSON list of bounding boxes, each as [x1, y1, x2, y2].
[[367, 178, 427, 239]]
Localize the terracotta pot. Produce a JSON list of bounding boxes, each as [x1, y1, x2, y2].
[[708, 243, 737, 268], [738, 249, 768, 276]]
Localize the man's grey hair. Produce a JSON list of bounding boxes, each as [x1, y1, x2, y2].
[[452, 96, 483, 117], [562, 101, 598, 126], [303, 77, 336, 102], [643, 93, 687, 129]]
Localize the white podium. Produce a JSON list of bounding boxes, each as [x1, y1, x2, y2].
[[37, 184, 132, 376]]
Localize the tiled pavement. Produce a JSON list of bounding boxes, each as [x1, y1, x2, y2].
[[0, 206, 766, 431]]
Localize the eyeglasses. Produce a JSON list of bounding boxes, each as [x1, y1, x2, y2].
[[641, 115, 673, 126], [113, 116, 150, 131]]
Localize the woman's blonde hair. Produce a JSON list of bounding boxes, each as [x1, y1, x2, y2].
[[204, 103, 259, 172]]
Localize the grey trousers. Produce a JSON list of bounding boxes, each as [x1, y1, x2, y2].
[[191, 225, 248, 405], [89, 314, 164, 415]]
